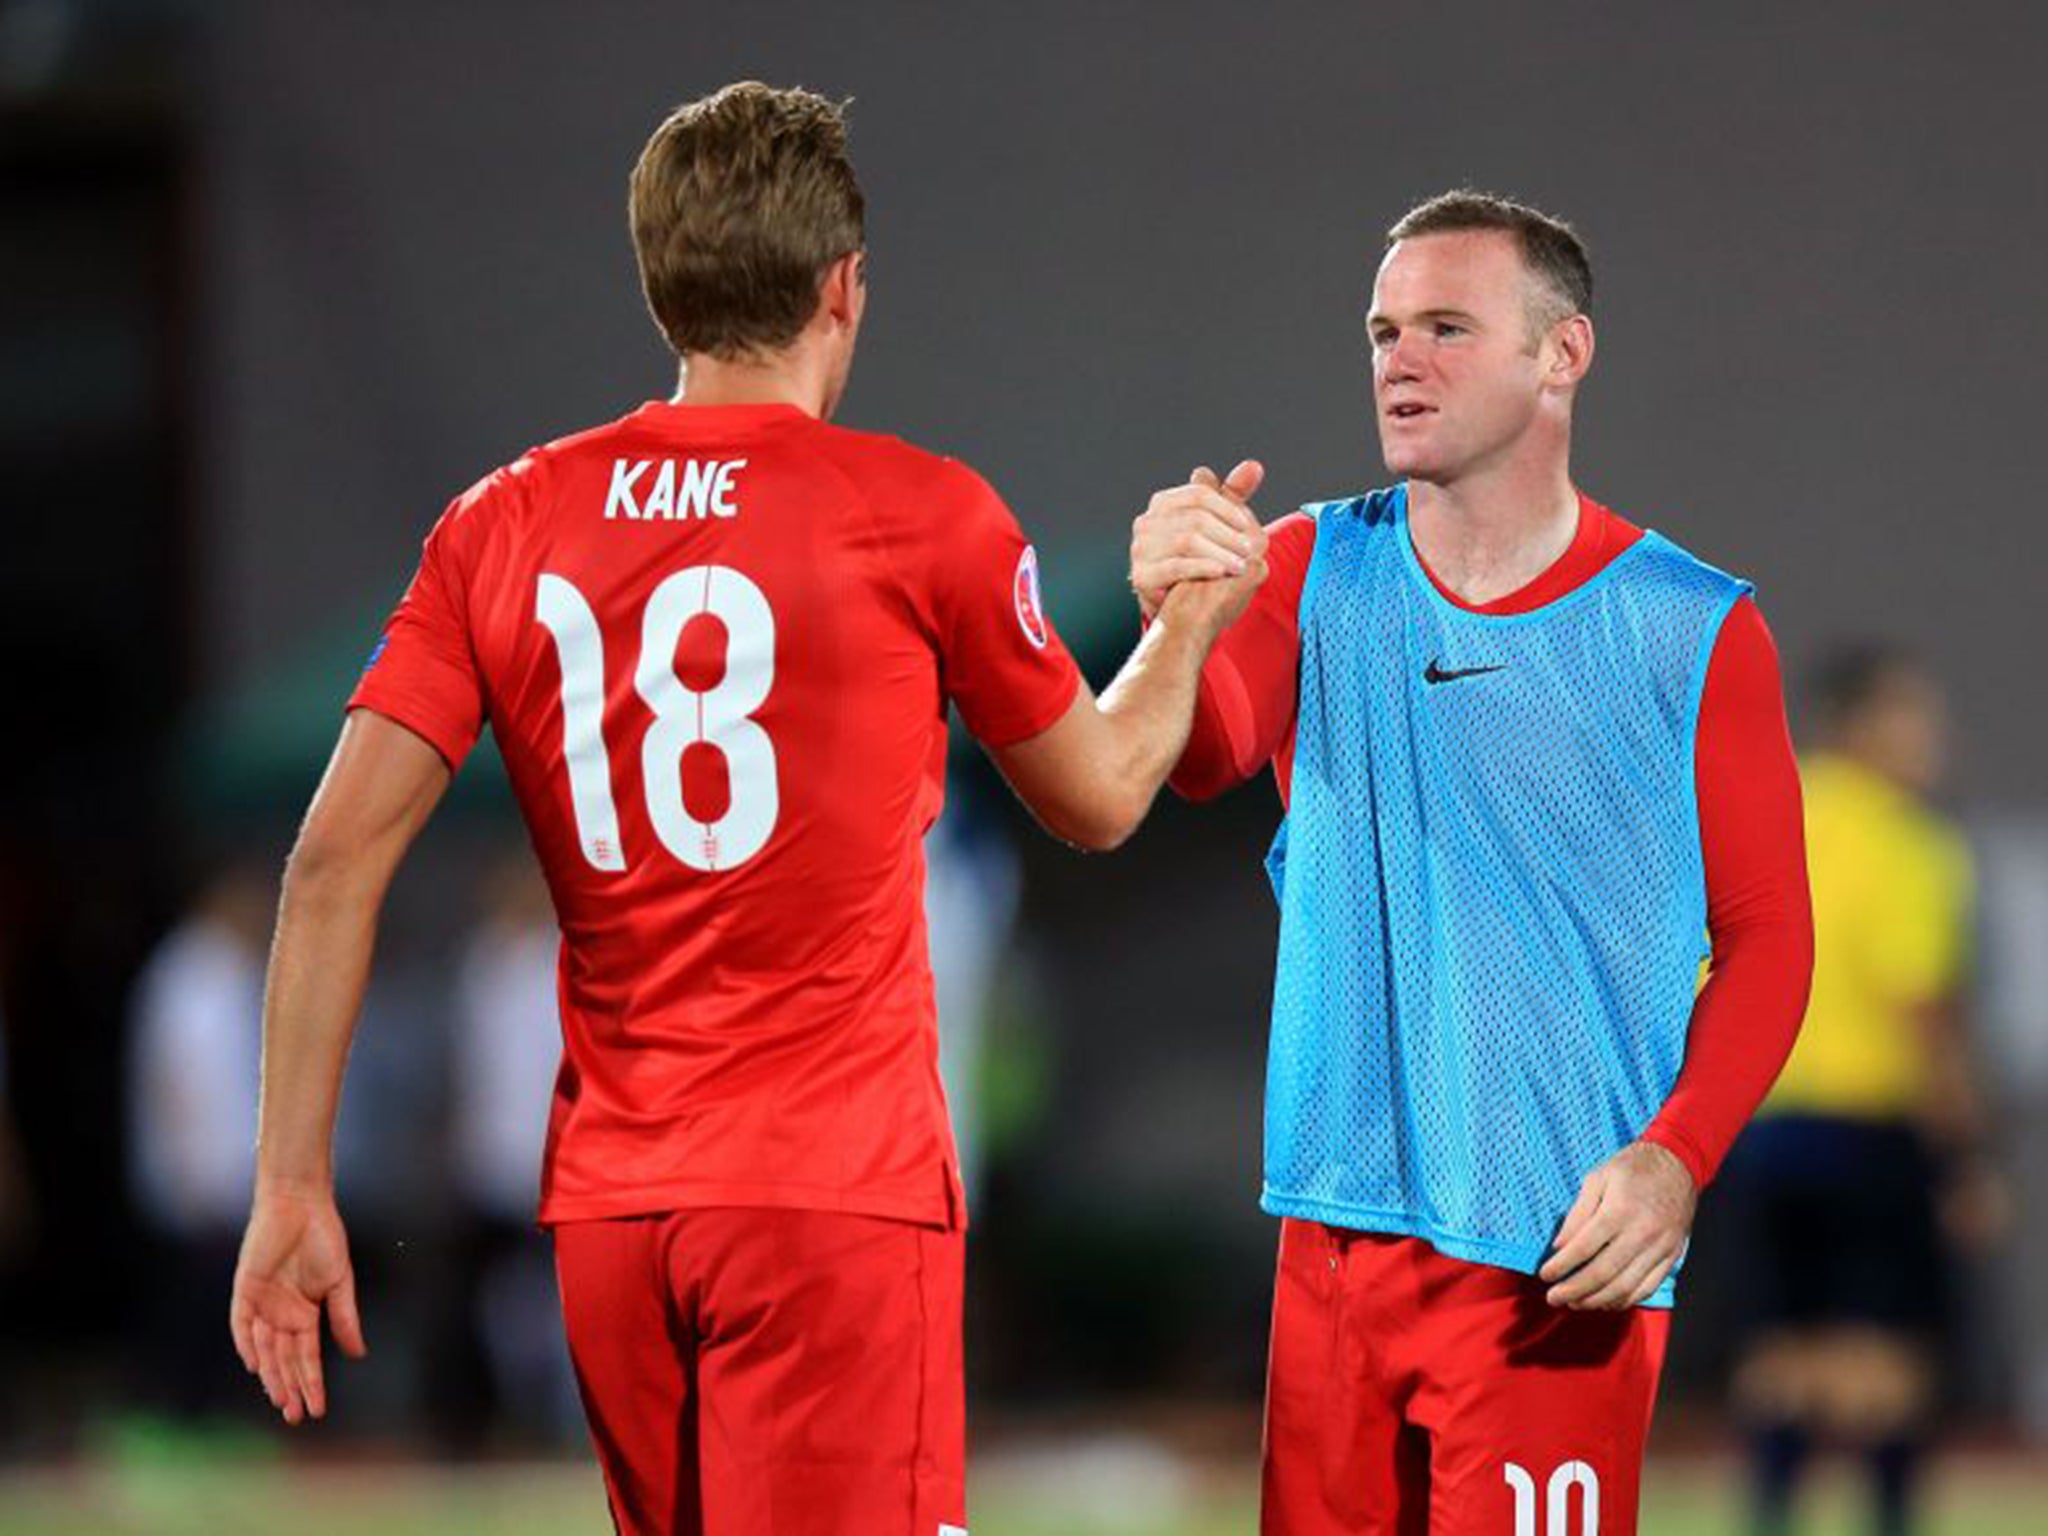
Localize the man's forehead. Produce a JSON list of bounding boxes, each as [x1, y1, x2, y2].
[[1371, 229, 1529, 314]]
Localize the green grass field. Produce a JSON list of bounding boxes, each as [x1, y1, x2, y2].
[[0, 1452, 2043, 1536]]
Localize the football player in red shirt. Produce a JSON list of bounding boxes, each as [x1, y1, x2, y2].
[[228, 82, 1265, 1536]]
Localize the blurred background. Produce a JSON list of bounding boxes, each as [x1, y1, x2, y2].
[[3, 1, 2046, 1531]]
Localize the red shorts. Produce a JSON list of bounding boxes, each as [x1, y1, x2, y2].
[[1262, 1220, 1670, 1536], [553, 1208, 965, 1536]]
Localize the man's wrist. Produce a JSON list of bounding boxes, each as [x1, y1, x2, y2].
[[1156, 578, 1233, 641], [1633, 1134, 1699, 1192], [253, 1164, 336, 1202]]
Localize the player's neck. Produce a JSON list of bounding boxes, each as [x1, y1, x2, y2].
[[1406, 456, 1580, 607], [671, 350, 833, 418]]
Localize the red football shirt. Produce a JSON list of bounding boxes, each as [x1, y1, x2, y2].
[[351, 400, 1081, 1228]]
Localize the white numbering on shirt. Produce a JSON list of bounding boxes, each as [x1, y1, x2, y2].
[[535, 567, 779, 873], [1505, 1459, 1600, 1536]]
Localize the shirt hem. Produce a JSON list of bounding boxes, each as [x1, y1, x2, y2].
[[538, 1178, 958, 1232], [1260, 1187, 1678, 1310]]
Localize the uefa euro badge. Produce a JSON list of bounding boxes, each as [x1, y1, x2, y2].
[[1014, 546, 1050, 650]]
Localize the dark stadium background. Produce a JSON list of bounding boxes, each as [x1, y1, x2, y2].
[[3, 1, 2046, 1529]]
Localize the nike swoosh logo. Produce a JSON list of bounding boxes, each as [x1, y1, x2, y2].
[[1423, 659, 1507, 685]]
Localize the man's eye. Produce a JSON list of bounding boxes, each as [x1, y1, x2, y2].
[[1435, 322, 1466, 338], [1370, 329, 1397, 348]]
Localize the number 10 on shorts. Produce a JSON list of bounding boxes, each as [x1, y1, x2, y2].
[[1504, 1459, 1599, 1535]]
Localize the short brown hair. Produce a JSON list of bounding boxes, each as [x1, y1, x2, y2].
[[1388, 190, 1592, 329], [629, 81, 866, 360]]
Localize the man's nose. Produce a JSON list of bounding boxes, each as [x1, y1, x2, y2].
[[1380, 332, 1425, 382]]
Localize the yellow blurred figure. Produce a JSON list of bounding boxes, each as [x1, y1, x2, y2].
[[1769, 750, 1970, 1121], [1724, 650, 2003, 1536]]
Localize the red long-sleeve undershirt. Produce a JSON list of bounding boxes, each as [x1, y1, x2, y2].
[[1173, 495, 1814, 1188]]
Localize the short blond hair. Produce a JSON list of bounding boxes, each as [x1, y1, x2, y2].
[[629, 81, 865, 359]]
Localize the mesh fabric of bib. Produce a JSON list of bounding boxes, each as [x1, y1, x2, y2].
[[1261, 486, 1749, 1307]]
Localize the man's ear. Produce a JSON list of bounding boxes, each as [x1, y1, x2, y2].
[[1547, 312, 1595, 389], [819, 250, 866, 330]]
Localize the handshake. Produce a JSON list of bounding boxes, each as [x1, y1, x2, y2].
[[1129, 459, 1270, 628]]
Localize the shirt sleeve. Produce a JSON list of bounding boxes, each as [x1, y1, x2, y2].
[[1169, 511, 1317, 800], [926, 462, 1082, 748], [1640, 597, 1816, 1187], [347, 479, 498, 772]]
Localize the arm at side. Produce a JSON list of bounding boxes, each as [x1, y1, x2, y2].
[[254, 709, 452, 1194], [1640, 599, 1815, 1186]]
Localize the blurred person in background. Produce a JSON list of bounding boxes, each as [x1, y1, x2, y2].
[[1724, 647, 2005, 1536], [126, 862, 273, 1427], [228, 79, 1263, 1536], [924, 783, 1022, 1207], [425, 853, 579, 1453]]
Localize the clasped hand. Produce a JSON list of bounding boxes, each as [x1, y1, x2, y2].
[[1130, 459, 1270, 622]]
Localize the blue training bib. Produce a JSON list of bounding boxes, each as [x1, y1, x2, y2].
[[1261, 485, 1749, 1307]]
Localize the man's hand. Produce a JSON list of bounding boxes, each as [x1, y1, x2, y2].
[[1538, 1139, 1697, 1310], [1158, 537, 1270, 636], [1131, 459, 1267, 620], [230, 1183, 367, 1424], [990, 459, 1269, 851]]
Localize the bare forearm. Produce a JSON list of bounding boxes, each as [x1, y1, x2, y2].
[[247, 712, 451, 1192], [1094, 584, 1233, 813], [993, 576, 1247, 851], [253, 851, 390, 1193]]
